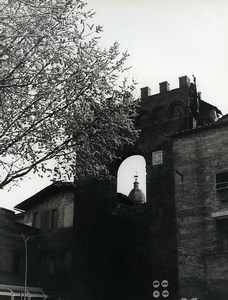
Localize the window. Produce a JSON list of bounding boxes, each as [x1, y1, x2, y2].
[[170, 103, 184, 120], [215, 171, 228, 192], [47, 255, 56, 274], [64, 203, 74, 227], [51, 209, 58, 229], [41, 210, 50, 230], [153, 108, 168, 124], [13, 254, 22, 275], [40, 209, 58, 230], [216, 218, 228, 252], [32, 212, 39, 228]]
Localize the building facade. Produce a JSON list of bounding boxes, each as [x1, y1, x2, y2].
[[0, 182, 76, 299], [173, 118, 228, 300], [71, 75, 223, 300], [0, 75, 227, 300], [0, 207, 38, 287]]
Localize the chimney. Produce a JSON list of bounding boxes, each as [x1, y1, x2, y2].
[[179, 75, 190, 88], [140, 86, 151, 99], [159, 81, 170, 93]]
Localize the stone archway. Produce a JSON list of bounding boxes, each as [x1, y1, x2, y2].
[[117, 155, 147, 202]]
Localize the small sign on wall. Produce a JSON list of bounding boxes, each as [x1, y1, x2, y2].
[[152, 150, 163, 165], [152, 279, 169, 298]]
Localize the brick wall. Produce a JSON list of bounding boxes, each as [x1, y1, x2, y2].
[[70, 82, 220, 300], [134, 86, 190, 299], [72, 86, 192, 300], [173, 121, 228, 300]]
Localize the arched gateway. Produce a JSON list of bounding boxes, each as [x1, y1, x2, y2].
[[72, 76, 221, 300]]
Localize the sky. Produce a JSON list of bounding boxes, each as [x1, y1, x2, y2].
[[0, 0, 228, 210], [89, 0, 228, 112]]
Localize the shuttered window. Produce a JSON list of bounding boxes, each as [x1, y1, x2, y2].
[[51, 209, 58, 229], [41, 210, 50, 230], [32, 212, 39, 228], [40, 209, 58, 230]]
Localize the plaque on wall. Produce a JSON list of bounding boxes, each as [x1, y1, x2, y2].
[[152, 150, 163, 165]]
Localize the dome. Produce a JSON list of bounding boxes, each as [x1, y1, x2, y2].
[[128, 175, 145, 203]]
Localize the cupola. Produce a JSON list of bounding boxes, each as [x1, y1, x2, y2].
[[128, 174, 145, 203]]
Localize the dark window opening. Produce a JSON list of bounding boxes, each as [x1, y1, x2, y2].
[[47, 255, 56, 274], [13, 254, 22, 275], [170, 104, 184, 120], [217, 218, 228, 252], [153, 108, 168, 124], [51, 209, 58, 229], [216, 171, 228, 192]]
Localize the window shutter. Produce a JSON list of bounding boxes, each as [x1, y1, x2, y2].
[[41, 210, 50, 230]]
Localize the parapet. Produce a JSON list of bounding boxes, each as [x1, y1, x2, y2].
[[141, 75, 190, 99]]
